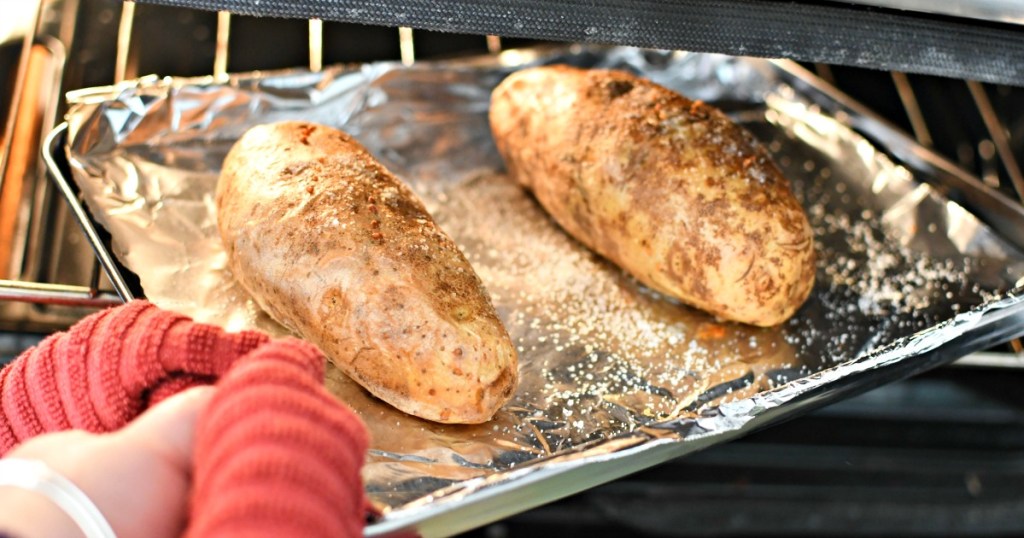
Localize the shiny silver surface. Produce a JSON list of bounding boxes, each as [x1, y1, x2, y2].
[[53, 47, 1024, 536], [0, 279, 120, 307], [42, 123, 134, 303]]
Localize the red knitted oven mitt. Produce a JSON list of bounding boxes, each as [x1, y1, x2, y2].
[[0, 301, 370, 537]]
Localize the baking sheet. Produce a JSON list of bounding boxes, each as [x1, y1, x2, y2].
[[60, 46, 1024, 535]]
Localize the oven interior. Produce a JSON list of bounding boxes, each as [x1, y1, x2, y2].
[[2, 0, 1024, 535]]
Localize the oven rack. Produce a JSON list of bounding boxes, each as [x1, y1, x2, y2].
[[3, 0, 1024, 368]]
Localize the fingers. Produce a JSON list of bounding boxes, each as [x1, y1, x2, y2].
[[116, 385, 215, 474], [0, 386, 216, 538]]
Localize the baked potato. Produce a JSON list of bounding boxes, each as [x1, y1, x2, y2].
[[490, 66, 815, 326], [216, 121, 518, 423]]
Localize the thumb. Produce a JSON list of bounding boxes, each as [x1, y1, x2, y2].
[[116, 385, 216, 473]]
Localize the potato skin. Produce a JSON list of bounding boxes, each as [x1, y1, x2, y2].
[[217, 121, 517, 423], [490, 66, 815, 327]]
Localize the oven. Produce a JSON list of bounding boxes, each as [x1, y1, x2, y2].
[[2, 1, 1024, 536]]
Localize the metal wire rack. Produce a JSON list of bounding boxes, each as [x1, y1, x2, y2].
[[2, 0, 1024, 369]]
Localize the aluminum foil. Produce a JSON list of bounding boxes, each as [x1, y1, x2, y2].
[[62, 47, 1024, 534]]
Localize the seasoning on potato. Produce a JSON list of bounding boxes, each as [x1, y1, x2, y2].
[[216, 121, 518, 424], [490, 66, 815, 327]]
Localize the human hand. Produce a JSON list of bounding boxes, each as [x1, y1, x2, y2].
[[0, 385, 214, 538]]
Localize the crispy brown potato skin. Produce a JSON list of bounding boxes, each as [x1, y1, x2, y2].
[[217, 121, 517, 423], [490, 66, 815, 327]]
